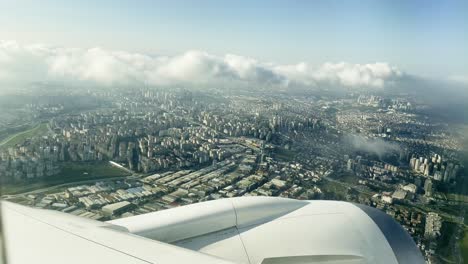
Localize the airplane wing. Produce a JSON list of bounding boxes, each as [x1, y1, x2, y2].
[[1, 197, 424, 264], [1, 200, 235, 264]]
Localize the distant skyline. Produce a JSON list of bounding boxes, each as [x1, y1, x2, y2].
[[0, 0, 467, 81]]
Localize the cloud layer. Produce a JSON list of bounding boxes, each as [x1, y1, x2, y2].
[[0, 40, 403, 90]]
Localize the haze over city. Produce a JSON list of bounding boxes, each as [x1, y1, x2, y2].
[[0, 1, 467, 264]]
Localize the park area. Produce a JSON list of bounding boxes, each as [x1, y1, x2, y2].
[[0, 123, 49, 148], [1, 162, 131, 195]]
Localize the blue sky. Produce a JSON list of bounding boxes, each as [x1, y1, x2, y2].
[[0, 0, 467, 79]]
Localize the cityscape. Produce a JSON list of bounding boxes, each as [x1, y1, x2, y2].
[[0, 1, 467, 263], [0, 85, 466, 263]]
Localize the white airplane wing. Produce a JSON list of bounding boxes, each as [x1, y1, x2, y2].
[[1, 197, 424, 264], [1, 200, 234, 264]]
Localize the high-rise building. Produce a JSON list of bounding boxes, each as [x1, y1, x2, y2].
[[451, 164, 460, 181], [425, 212, 442, 239], [423, 165, 430, 176], [414, 159, 421, 172], [410, 158, 416, 170], [424, 178, 433, 197], [347, 159, 354, 171], [443, 169, 450, 183], [434, 171, 443, 181]]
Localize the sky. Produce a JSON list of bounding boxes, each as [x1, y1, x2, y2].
[[0, 0, 467, 85]]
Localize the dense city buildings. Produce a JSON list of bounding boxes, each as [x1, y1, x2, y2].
[[0, 87, 466, 263]]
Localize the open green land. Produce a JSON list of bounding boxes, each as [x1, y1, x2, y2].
[[448, 193, 468, 203], [318, 179, 348, 200], [0, 123, 49, 148], [57, 162, 130, 179], [329, 172, 359, 185], [1, 162, 131, 195], [436, 222, 457, 263], [274, 147, 296, 161], [460, 227, 468, 264]]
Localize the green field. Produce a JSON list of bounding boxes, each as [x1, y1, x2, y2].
[[274, 148, 296, 161], [329, 172, 359, 185], [461, 227, 468, 264], [0, 123, 49, 148], [1, 162, 131, 195], [436, 222, 457, 263], [58, 162, 130, 179], [319, 180, 348, 200]]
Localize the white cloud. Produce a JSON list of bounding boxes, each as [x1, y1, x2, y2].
[[153, 50, 235, 84], [0, 40, 404, 90], [276, 62, 402, 88], [0, 41, 51, 83], [448, 75, 468, 85], [48, 47, 151, 85]]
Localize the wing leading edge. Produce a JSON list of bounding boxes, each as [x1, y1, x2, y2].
[[2, 197, 424, 264]]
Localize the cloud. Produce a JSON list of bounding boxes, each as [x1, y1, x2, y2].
[[0, 41, 52, 84], [275, 62, 402, 88], [152, 51, 236, 84], [48, 47, 153, 85], [344, 134, 400, 158], [448, 75, 468, 85], [0, 40, 404, 90]]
